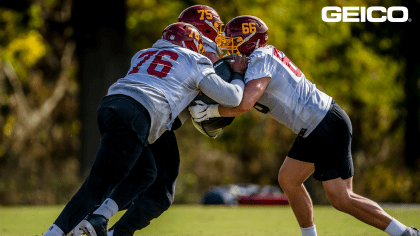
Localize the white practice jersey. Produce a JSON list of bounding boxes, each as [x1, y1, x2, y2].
[[108, 39, 215, 143], [245, 45, 332, 138], [173, 35, 218, 126]]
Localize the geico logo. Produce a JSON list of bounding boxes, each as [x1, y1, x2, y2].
[[322, 6, 409, 22]]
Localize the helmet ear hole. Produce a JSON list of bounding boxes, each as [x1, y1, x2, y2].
[[162, 22, 203, 54]]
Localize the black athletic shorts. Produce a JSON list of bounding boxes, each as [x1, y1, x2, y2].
[[287, 100, 354, 181]]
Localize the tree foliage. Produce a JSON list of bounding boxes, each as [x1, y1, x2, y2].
[[0, 0, 418, 205], [0, 0, 80, 205]]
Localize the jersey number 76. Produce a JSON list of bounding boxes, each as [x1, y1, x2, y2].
[[128, 50, 179, 78]]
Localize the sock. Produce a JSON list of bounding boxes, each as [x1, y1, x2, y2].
[[301, 225, 317, 236], [43, 224, 64, 236], [384, 218, 408, 236], [93, 198, 119, 220]]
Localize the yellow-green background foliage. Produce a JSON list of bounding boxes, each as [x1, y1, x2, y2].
[[0, 0, 418, 205]]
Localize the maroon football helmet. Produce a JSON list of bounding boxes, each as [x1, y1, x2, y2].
[[162, 22, 205, 54], [219, 15, 269, 56], [178, 5, 224, 42]]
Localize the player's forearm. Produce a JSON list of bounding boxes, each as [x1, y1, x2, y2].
[[217, 76, 271, 117], [218, 104, 249, 117], [199, 73, 245, 107], [218, 91, 255, 117]]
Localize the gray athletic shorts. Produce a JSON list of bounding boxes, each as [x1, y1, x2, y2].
[[288, 101, 354, 181]]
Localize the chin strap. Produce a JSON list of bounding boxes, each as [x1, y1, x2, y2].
[[255, 39, 260, 49]]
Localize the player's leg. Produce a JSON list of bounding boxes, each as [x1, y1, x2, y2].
[[66, 140, 160, 236], [323, 177, 392, 229], [105, 145, 158, 210], [44, 108, 152, 236], [81, 145, 157, 236], [278, 157, 315, 228], [279, 100, 344, 236], [109, 130, 180, 236], [280, 143, 321, 236], [323, 177, 418, 236], [280, 104, 330, 235], [319, 102, 416, 236]]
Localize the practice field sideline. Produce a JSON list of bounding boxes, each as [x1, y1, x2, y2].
[[1, 204, 419, 236]]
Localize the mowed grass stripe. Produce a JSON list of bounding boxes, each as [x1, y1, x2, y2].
[[1, 205, 419, 236]]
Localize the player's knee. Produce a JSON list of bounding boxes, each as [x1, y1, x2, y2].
[[327, 193, 352, 212], [147, 169, 158, 184], [156, 192, 173, 211], [277, 173, 285, 188], [278, 175, 293, 192], [143, 195, 172, 219], [278, 171, 293, 191], [137, 166, 158, 186], [138, 191, 173, 213]]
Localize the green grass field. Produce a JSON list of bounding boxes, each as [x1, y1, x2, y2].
[[1, 204, 419, 236]]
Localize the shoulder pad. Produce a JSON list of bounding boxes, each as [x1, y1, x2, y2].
[[249, 45, 272, 59]]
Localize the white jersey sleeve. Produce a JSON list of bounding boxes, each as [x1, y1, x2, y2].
[[107, 39, 244, 143], [245, 45, 332, 137], [107, 39, 214, 143], [244, 49, 273, 83]]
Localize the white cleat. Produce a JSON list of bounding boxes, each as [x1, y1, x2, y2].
[[401, 227, 420, 236], [66, 223, 84, 236], [79, 219, 98, 236]]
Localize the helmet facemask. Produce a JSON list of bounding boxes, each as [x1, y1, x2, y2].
[[217, 15, 269, 57], [218, 35, 243, 57]]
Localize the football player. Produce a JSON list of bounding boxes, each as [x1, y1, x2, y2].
[[43, 21, 248, 236], [64, 6, 241, 236], [190, 15, 419, 236], [179, 5, 236, 138], [89, 5, 236, 236], [178, 4, 223, 63]]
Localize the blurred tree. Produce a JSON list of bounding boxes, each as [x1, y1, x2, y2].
[[72, 0, 133, 175], [0, 0, 418, 206], [0, 0, 80, 205], [0, 0, 30, 12], [399, 0, 420, 171], [352, 0, 420, 202], [352, 0, 420, 171], [170, 0, 417, 204]]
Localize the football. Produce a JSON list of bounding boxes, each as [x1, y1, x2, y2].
[[191, 57, 236, 138], [192, 93, 235, 138]]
